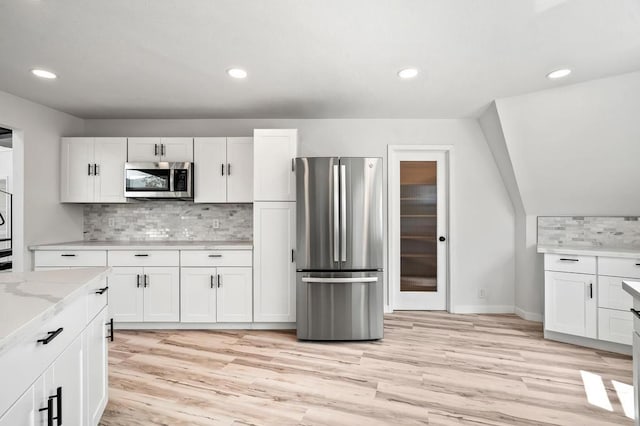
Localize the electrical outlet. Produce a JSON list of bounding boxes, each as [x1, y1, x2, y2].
[[212, 219, 220, 229], [108, 218, 115, 228], [478, 288, 487, 299]]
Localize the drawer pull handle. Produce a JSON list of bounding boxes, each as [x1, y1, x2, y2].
[[134, 254, 149, 257], [106, 318, 114, 342], [37, 327, 63, 345], [95, 286, 109, 295], [631, 308, 640, 319], [60, 254, 76, 257], [559, 258, 579, 262], [208, 254, 223, 258], [39, 396, 54, 426], [635, 263, 640, 266]]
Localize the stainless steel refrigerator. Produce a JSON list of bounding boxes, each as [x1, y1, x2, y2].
[[295, 157, 384, 340]]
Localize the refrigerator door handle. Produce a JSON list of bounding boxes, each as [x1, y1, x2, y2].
[[301, 277, 378, 283], [340, 164, 347, 262], [333, 165, 340, 263]]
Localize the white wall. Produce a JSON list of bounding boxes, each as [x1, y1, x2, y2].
[[86, 118, 515, 313], [0, 90, 85, 271], [0, 147, 13, 191]]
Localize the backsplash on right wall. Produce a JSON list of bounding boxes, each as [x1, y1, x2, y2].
[[538, 216, 640, 248]]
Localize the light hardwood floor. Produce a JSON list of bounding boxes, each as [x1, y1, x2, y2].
[[100, 312, 633, 425]]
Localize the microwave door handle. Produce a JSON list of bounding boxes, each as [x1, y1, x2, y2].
[[333, 164, 340, 263], [340, 164, 347, 262]]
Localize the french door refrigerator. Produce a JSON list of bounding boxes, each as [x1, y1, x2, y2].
[[296, 157, 383, 340]]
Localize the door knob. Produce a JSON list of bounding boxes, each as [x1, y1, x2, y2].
[[439, 236, 446, 242]]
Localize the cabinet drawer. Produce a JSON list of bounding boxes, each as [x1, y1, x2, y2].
[[599, 256, 640, 279], [181, 250, 252, 267], [34, 250, 107, 267], [86, 275, 109, 321], [598, 275, 634, 311], [108, 250, 179, 267], [598, 308, 633, 345], [0, 293, 87, 416], [544, 254, 596, 274]]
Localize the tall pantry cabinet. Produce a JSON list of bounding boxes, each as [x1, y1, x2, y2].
[[253, 129, 297, 323]]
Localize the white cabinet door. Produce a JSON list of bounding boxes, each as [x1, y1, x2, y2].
[[127, 137, 161, 162], [49, 336, 83, 426], [143, 267, 180, 322], [254, 202, 296, 322], [109, 267, 144, 322], [227, 137, 253, 203], [161, 137, 193, 162], [634, 332, 640, 426], [94, 137, 127, 203], [181, 267, 217, 323], [598, 308, 633, 345], [0, 384, 35, 426], [83, 308, 108, 426], [217, 267, 252, 322], [253, 129, 297, 201], [61, 137, 94, 202], [194, 137, 227, 203], [545, 271, 596, 338]]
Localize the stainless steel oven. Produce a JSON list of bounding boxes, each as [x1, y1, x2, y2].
[[124, 162, 193, 199]]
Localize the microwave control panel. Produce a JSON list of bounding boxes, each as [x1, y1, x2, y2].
[[174, 169, 189, 192]]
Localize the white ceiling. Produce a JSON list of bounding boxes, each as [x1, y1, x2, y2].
[[1, 0, 639, 119]]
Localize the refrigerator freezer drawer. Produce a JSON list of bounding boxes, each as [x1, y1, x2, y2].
[[296, 272, 383, 341]]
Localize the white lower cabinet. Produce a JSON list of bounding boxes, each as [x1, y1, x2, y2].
[[181, 267, 252, 323], [44, 335, 84, 426], [598, 308, 633, 345], [0, 383, 36, 426], [544, 271, 597, 338], [634, 331, 640, 426], [84, 308, 109, 425], [109, 266, 179, 322]]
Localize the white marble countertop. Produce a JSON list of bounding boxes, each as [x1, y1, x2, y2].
[[537, 244, 640, 259], [29, 240, 253, 251], [623, 280, 640, 301], [0, 268, 109, 354]]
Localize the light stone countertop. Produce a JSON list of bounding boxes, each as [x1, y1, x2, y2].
[[29, 240, 253, 251], [0, 267, 109, 355], [622, 280, 640, 301], [537, 244, 640, 259]]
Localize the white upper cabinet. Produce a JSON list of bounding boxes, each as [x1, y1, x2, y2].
[[194, 137, 253, 203], [60, 137, 127, 203], [253, 129, 297, 201], [194, 137, 227, 203], [128, 137, 193, 162], [227, 137, 253, 203]]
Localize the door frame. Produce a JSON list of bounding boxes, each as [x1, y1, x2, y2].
[[387, 145, 454, 312]]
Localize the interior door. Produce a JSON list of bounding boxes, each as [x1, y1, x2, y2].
[[295, 157, 339, 270], [194, 137, 227, 202], [226, 137, 253, 202], [392, 150, 448, 310], [340, 157, 383, 270]]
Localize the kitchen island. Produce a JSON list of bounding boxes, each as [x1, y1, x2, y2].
[[0, 268, 110, 425]]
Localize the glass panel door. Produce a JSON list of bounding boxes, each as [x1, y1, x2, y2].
[[400, 161, 437, 292]]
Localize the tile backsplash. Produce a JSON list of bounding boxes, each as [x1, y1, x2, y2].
[[538, 216, 640, 248], [84, 202, 252, 241]]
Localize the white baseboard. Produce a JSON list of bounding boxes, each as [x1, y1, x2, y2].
[[544, 330, 631, 356], [450, 305, 515, 314], [114, 322, 296, 330], [515, 307, 543, 323]]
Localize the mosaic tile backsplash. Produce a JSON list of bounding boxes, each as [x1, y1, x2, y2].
[[538, 216, 640, 248], [84, 202, 252, 241]]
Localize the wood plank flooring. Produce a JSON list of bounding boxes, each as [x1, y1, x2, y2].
[[100, 312, 633, 425]]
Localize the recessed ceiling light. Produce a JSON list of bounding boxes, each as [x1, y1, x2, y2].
[[546, 68, 571, 80], [227, 68, 247, 79], [398, 68, 419, 79], [31, 69, 57, 79]]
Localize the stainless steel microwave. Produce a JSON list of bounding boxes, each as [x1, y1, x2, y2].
[[124, 162, 193, 199]]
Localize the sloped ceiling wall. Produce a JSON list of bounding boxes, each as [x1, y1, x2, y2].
[[494, 70, 640, 216]]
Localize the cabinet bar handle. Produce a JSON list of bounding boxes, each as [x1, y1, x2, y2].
[[221, 163, 225, 176], [54, 386, 62, 426], [589, 283, 593, 299], [154, 144, 158, 156], [559, 258, 579, 262], [635, 263, 640, 266], [95, 286, 109, 295], [37, 327, 63, 345], [631, 308, 640, 319], [227, 163, 231, 175], [39, 397, 54, 426], [210, 275, 214, 289], [160, 144, 165, 156], [106, 318, 114, 342], [88, 163, 92, 176], [217, 274, 221, 288], [291, 249, 294, 263], [60, 254, 76, 257], [208, 254, 222, 258], [94, 164, 99, 176], [144, 274, 149, 287], [292, 158, 295, 172], [134, 254, 149, 257], [136, 274, 141, 288]]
